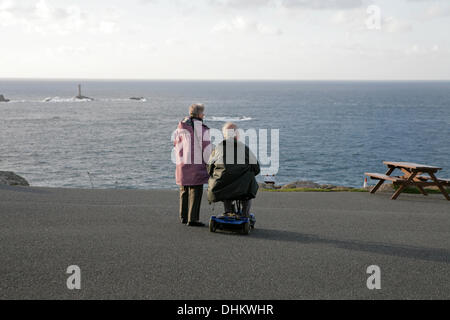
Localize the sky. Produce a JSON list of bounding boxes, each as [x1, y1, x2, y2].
[[0, 0, 449, 80]]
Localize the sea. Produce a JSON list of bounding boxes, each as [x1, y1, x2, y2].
[[1, 80, 449, 189]]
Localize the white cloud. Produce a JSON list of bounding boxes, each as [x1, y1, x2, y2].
[[35, 0, 52, 20], [0, 9, 17, 27], [330, 8, 367, 30], [382, 16, 412, 33], [404, 44, 444, 56], [0, 0, 122, 35], [99, 20, 118, 34], [423, 4, 450, 19], [281, 0, 363, 10], [165, 38, 183, 46], [0, 0, 86, 35], [330, 8, 413, 34], [46, 45, 88, 57], [0, 0, 13, 10], [211, 16, 282, 35], [211, 16, 247, 33], [1, 0, 450, 79], [210, 0, 274, 8], [211, 0, 364, 10]]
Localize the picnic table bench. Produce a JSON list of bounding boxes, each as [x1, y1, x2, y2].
[[365, 161, 450, 200]]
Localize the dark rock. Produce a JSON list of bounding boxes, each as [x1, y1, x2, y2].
[[75, 84, 93, 101], [319, 184, 337, 189], [0, 171, 30, 186], [281, 180, 320, 189], [0, 94, 10, 102], [370, 183, 394, 193], [75, 95, 94, 101], [258, 182, 281, 189], [275, 180, 357, 191]]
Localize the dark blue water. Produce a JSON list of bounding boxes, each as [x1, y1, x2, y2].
[[1, 80, 449, 189]]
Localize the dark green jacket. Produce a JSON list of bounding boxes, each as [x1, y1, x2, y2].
[[207, 139, 260, 202]]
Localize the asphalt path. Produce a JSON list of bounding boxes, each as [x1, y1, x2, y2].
[[1, 185, 449, 299]]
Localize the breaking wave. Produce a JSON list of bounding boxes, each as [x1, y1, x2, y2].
[[42, 97, 147, 103], [207, 116, 252, 122], [43, 97, 93, 103]]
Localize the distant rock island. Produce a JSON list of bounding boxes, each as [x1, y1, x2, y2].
[[75, 84, 93, 101], [0, 94, 10, 102], [130, 97, 146, 101], [0, 171, 29, 186]]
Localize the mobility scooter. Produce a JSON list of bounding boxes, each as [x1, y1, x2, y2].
[[209, 200, 256, 235]]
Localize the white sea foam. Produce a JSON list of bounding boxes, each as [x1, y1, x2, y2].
[[3, 99, 34, 103], [207, 116, 252, 122], [43, 97, 93, 103], [42, 97, 147, 103]]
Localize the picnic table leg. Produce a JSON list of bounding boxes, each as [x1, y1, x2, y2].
[[391, 171, 418, 200], [400, 169, 428, 196], [370, 167, 395, 194], [416, 185, 428, 196], [428, 172, 450, 201]]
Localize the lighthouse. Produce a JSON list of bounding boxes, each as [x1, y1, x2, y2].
[[75, 84, 94, 101]]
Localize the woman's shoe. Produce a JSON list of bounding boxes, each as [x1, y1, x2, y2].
[[187, 221, 205, 227]]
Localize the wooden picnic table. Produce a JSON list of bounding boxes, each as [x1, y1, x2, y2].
[[365, 161, 450, 201]]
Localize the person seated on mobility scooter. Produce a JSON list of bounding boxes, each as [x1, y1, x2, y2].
[[207, 122, 260, 235]]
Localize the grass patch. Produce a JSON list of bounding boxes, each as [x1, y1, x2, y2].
[[262, 188, 368, 192], [392, 186, 449, 194], [262, 185, 449, 194]]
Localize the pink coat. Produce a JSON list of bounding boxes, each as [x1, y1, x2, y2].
[[174, 117, 211, 186]]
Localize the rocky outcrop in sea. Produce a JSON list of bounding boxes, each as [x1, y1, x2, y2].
[[0, 94, 10, 102], [0, 171, 30, 186]]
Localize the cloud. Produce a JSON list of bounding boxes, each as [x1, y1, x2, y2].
[[406, 0, 446, 2], [165, 38, 183, 46], [330, 7, 413, 34], [0, 6, 17, 27], [211, 16, 282, 35], [210, 0, 364, 10], [210, 0, 274, 8], [0, 0, 86, 34], [404, 44, 442, 57], [405, 0, 450, 19], [382, 16, 412, 33], [423, 4, 450, 19], [281, 0, 363, 10], [330, 8, 367, 29], [46, 45, 88, 57], [0, 0, 121, 35], [98, 20, 118, 34], [0, 0, 12, 10]]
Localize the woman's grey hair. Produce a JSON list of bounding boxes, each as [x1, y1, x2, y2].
[[189, 103, 205, 118], [222, 122, 238, 140]]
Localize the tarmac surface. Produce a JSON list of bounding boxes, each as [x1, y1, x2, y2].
[[1, 185, 449, 299]]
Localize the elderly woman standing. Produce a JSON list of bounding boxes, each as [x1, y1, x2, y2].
[[174, 103, 211, 226]]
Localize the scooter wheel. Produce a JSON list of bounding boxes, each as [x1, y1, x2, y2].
[[242, 222, 250, 235], [209, 218, 216, 232]]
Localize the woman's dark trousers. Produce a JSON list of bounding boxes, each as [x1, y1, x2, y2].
[[179, 185, 203, 223]]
